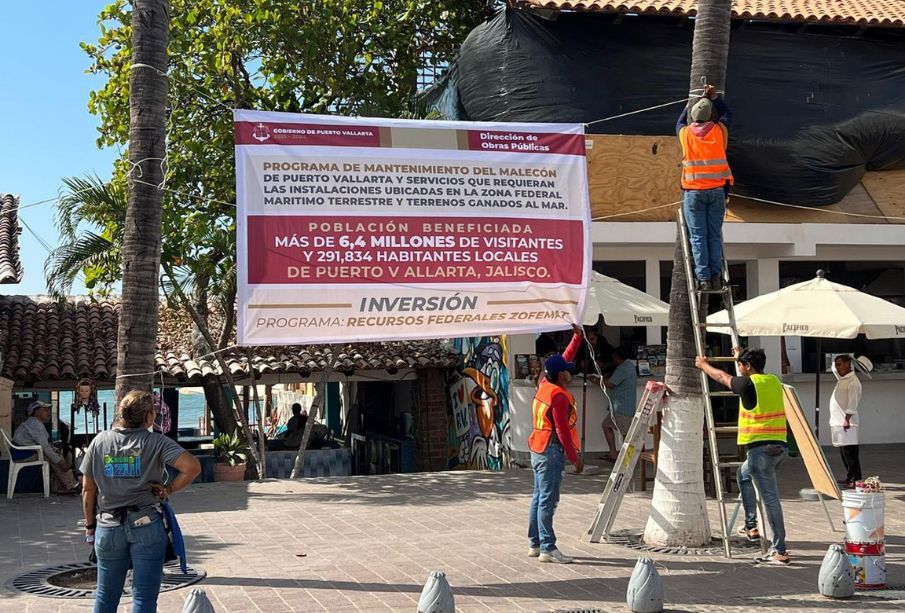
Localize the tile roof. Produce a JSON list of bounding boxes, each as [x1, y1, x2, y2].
[[0, 296, 460, 385], [0, 195, 23, 284], [524, 1, 905, 27]]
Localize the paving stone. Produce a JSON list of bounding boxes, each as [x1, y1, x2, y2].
[[2, 446, 905, 611]]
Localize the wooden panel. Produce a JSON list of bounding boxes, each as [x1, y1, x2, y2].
[[586, 134, 682, 222], [862, 170, 905, 221], [782, 385, 840, 500], [585, 134, 904, 224], [726, 184, 883, 225]]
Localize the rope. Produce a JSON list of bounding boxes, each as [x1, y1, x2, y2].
[[585, 98, 688, 127]]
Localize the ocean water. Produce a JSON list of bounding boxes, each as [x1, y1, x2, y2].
[[60, 388, 207, 434]]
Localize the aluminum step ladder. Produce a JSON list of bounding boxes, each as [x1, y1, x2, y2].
[[678, 207, 768, 558], [586, 381, 670, 543]]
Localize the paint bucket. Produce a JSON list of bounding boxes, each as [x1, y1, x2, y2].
[[842, 490, 885, 543], [845, 541, 886, 589]]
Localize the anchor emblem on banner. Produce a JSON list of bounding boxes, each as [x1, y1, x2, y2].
[[252, 122, 271, 142]]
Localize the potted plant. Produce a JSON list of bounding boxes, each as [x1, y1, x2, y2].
[[212, 431, 248, 482]]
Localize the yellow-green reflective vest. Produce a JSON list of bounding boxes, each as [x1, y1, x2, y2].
[[737, 373, 787, 446]]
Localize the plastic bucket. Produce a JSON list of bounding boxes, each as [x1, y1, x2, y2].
[[845, 541, 886, 589], [842, 491, 885, 542]]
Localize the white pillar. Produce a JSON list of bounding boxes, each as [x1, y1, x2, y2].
[[746, 259, 782, 373], [645, 259, 662, 345]]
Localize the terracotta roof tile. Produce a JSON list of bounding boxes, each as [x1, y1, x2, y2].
[[525, 1, 905, 27], [0, 195, 23, 284], [0, 296, 460, 385]]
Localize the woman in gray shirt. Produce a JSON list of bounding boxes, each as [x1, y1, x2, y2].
[[81, 391, 201, 613]]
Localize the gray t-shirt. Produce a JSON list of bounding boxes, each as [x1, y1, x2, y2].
[[80, 427, 186, 513]]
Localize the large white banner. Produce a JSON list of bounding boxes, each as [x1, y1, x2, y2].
[[235, 110, 591, 345]]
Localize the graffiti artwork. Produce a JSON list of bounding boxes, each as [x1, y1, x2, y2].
[[447, 336, 510, 470]]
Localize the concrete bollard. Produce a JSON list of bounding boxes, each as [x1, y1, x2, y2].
[[818, 544, 855, 599], [626, 556, 664, 613], [181, 588, 216, 613], [416, 570, 455, 613]]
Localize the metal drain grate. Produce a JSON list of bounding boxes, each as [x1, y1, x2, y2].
[[608, 528, 761, 556], [8, 561, 205, 599]]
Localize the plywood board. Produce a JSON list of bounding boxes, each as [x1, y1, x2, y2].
[[586, 134, 682, 222], [726, 185, 883, 225], [782, 385, 841, 500], [862, 170, 905, 222], [585, 134, 904, 224]]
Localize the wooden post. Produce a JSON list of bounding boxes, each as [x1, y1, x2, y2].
[[290, 375, 328, 479], [264, 384, 273, 422]]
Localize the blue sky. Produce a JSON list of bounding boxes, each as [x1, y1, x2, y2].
[[0, 2, 116, 296]]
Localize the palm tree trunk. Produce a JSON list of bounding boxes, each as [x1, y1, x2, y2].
[[644, 0, 732, 548], [115, 0, 169, 402]]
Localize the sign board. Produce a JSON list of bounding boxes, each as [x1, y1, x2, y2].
[[782, 384, 841, 500], [235, 110, 591, 345]]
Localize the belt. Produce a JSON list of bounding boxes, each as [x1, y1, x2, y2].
[[98, 504, 161, 527]]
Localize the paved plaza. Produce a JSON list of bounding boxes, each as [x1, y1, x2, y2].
[[1, 445, 904, 612]]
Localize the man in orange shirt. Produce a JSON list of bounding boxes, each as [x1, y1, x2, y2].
[[677, 84, 734, 292], [527, 325, 584, 564]]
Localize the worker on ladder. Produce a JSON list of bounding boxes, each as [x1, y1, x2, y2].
[[677, 84, 734, 292], [527, 324, 583, 564], [696, 348, 791, 566]]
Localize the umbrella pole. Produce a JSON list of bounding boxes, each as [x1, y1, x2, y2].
[[815, 337, 821, 440]]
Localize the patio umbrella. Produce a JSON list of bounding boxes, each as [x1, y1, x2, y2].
[[582, 272, 669, 327], [707, 270, 905, 437], [577, 272, 669, 465]]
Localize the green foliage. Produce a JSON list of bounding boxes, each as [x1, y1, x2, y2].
[[45, 175, 127, 298], [212, 430, 249, 466], [72, 0, 487, 309]]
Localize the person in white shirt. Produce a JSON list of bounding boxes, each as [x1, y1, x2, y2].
[[13, 401, 80, 494], [829, 355, 862, 487]]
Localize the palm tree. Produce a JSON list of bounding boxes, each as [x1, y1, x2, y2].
[[643, 0, 733, 548], [115, 0, 170, 402]]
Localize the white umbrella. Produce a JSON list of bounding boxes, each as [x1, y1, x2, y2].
[[707, 270, 905, 437], [707, 271, 905, 339], [582, 272, 669, 327]]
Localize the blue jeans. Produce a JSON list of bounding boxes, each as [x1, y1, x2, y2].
[[94, 509, 168, 613], [528, 441, 565, 553], [683, 188, 726, 281], [738, 444, 788, 554]]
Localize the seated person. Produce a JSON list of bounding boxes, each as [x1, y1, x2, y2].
[[286, 403, 308, 435], [13, 401, 80, 494]]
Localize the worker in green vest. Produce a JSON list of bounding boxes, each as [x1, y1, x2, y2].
[[696, 347, 790, 566]]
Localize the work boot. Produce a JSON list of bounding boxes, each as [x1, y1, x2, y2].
[[710, 274, 726, 291], [696, 279, 712, 292], [538, 548, 573, 564]]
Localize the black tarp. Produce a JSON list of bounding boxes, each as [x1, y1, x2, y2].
[[446, 9, 905, 206]]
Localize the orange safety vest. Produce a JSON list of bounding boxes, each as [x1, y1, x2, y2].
[[679, 124, 734, 190], [528, 378, 581, 454]]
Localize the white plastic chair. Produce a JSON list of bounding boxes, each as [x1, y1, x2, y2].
[[1, 429, 50, 499]]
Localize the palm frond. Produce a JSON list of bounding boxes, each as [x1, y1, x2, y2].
[[44, 232, 117, 298], [57, 175, 127, 239]]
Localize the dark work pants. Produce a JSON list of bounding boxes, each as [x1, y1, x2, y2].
[[840, 445, 862, 483]]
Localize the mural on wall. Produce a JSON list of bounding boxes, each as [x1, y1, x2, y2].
[[447, 336, 510, 470]]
